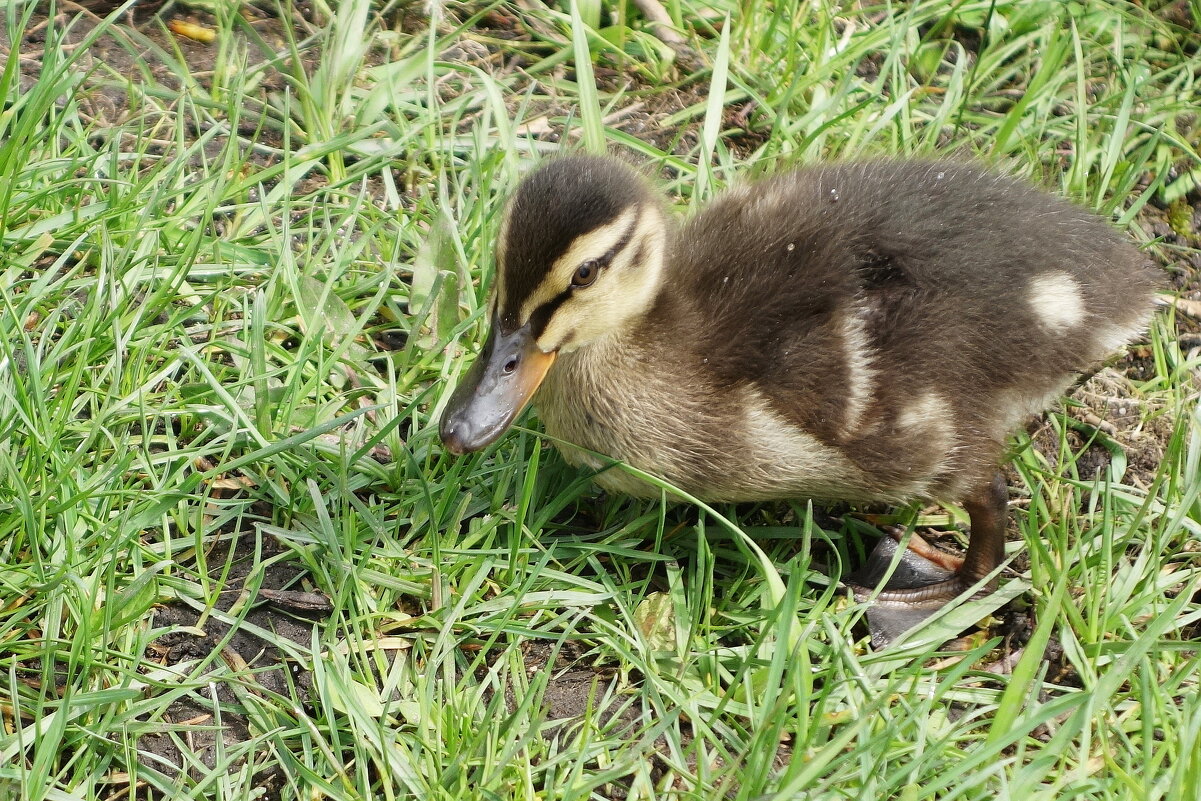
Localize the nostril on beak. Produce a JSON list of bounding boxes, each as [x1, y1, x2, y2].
[[440, 418, 467, 455]]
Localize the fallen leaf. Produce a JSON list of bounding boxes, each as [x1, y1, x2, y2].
[[168, 19, 217, 43], [258, 588, 334, 614]]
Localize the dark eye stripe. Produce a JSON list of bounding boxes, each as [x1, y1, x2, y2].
[[528, 287, 574, 337], [598, 208, 640, 267], [524, 209, 642, 338]]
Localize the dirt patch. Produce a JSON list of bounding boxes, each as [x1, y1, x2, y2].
[[416, 5, 718, 165], [136, 532, 320, 794], [505, 640, 792, 798], [5, 2, 302, 165]]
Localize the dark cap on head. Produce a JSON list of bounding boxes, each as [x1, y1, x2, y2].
[[499, 155, 648, 326]]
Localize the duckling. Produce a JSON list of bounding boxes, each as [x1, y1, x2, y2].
[[439, 155, 1160, 645]]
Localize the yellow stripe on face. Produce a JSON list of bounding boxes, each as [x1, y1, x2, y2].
[[494, 197, 515, 316], [517, 206, 639, 324]]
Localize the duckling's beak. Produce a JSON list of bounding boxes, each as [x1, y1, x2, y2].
[[439, 320, 557, 454]]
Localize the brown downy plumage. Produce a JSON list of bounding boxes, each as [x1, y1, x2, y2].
[[440, 155, 1160, 645]]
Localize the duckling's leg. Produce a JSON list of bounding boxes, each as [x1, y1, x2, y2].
[[848, 473, 1008, 647]]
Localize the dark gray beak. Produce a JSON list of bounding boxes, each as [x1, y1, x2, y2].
[[439, 319, 557, 454]]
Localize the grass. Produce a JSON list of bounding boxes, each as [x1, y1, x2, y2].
[[1, 0, 1199, 799]]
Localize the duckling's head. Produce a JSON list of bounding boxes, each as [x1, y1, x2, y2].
[[440, 155, 668, 454]]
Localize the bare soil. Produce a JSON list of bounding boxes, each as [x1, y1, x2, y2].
[[137, 535, 317, 792]]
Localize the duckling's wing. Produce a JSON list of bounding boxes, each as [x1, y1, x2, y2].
[[671, 161, 1157, 496]]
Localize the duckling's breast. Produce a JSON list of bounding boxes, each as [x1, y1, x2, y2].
[[534, 338, 715, 499]]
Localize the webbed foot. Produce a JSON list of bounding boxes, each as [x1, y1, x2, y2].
[[845, 473, 1009, 648]]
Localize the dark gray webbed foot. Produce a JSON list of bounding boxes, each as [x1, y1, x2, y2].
[[845, 473, 1010, 648]]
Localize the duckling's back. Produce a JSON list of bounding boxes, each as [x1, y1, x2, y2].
[[677, 162, 1154, 354], [649, 161, 1159, 501]]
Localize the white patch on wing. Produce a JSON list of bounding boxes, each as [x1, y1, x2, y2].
[[895, 391, 956, 493], [1028, 272, 1086, 330], [897, 391, 952, 434], [997, 379, 1074, 436], [841, 306, 878, 435], [1092, 307, 1153, 356], [729, 386, 879, 503]]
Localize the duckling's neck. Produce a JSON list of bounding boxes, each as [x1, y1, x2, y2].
[[533, 310, 688, 497]]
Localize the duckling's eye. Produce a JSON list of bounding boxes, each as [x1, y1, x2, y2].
[[572, 259, 600, 288]]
